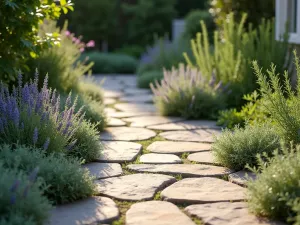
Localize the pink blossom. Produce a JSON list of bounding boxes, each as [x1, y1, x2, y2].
[[80, 48, 85, 52], [86, 40, 95, 47], [75, 39, 81, 45], [65, 30, 71, 36], [72, 37, 77, 42]]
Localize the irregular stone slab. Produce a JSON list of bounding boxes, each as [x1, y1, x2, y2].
[[127, 164, 232, 177], [104, 107, 117, 114], [124, 88, 151, 95], [98, 141, 142, 163], [100, 127, 156, 141], [161, 178, 245, 203], [106, 117, 126, 127], [109, 111, 155, 118], [160, 130, 214, 143], [103, 90, 122, 98], [147, 120, 220, 130], [104, 98, 117, 105], [123, 116, 183, 128], [126, 201, 196, 225], [82, 163, 122, 179], [185, 202, 283, 225], [95, 174, 176, 201], [228, 171, 257, 187], [114, 103, 156, 113], [140, 153, 182, 164], [187, 151, 217, 165], [119, 94, 153, 103], [147, 141, 211, 155], [49, 196, 119, 225]]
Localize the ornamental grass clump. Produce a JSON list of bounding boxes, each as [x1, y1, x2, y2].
[[150, 64, 227, 119], [0, 145, 94, 205], [247, 145, 300, 224], [212, 124, 280, 170]]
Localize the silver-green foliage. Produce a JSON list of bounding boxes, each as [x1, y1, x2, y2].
[[212, 124, 280, 170], [0, 145, 95, 205]]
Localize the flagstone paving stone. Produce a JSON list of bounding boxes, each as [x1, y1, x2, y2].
[[124, 88, 151, 95], [228, 171, 257, 187], [185, 202, 284, 225], [95, 174, 176, 201], [127, 164, 233, 177], [104, 98, 117, 105], [187, 151, 217, 165], [147, 120, 220, 130], [104, 107, 117, 114], [159, 130, 215, 143], [139, 153, 182, 164], [114, 103, 156, 113], [106, 117, 126, 127], [82, 163, 123, 179], [126, 201, 196, 225], [103, 90, 123, 98], [97, 141, 142, 163], [49, 196, 119, 225], [161, 177, 245, 204], [123, 116, 183, 128], [119, 94, 153, 103], [109, 111, 155, 118], [100, 127, 156, 141], [147, 141, 211, 154]]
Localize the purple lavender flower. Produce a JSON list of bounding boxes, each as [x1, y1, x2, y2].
[[33, 127, 38, 145], [28, 167, 39, 182], [13, 108, 19, 127], [10, 179, 20, 192], [10, 194, 16, 205], [66, 139, 77, 151], [43, 138, 50, 151], [0, 118, 3, 132]]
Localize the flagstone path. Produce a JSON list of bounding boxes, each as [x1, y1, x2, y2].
[[50, 75, 284, 225]]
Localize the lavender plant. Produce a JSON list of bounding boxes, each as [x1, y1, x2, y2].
[[0, 73, 84, 153], [150, 64, 227, 119]]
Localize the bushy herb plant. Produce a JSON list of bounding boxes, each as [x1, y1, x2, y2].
[[212, 124, 280, 170], [151, 64, 227, 119], [0, 145, 94, 205], [137, 70, 164, 89]]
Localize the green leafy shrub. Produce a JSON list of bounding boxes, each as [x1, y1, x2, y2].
[[0, 163, 51, 224], [175, 0, 209, 18], [210, 0, 275, 29], [114, 45, 145, 59], [254, 51, 300, 144], [184, 10, 215, 41], [247, 145, 300, 223], [0, 145, 95, 205], [137, 70, 163, 89], [184, 13, 290, 107], [151, 64, 227, 119], [212, 124, 280, 170], [78, 81, 104, 102], [81, 51, 138, 74], [0, 0, 73, 84], [27, 20, 93, 93]]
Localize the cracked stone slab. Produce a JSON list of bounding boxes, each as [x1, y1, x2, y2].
[[228, 171, 257, 187], [82, 163, 123, 179], [124, 88, 151, 95], [49, 196, 119, 225], [161, 178, 245, 204], [103, 90, 122, 98], [123, 116, 183, 128], [119, 94, 153, 103], [104, 98, 117, 105], [127, 164, 232, 177], [95, 174, 176, 201], [114, 103, 156, 113], [100, 127, 156, 141], [140, 153, 182, 164], [106, 117, 126, 127], [126, 201, 196, 225], [185, 202, 284, 225], [147, 141, 211, 155], [147, 120, 220, 130], [109, 111, 155, 118], [159, 130, 215, 143], [187, 151, 217, 165], [97, 141, 142, 163]]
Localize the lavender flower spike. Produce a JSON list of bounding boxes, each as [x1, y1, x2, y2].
[[43, 138, 50, 151]]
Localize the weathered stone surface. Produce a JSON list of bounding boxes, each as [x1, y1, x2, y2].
[[185, 202, 283, 225], [159, 130, 215, 143], [104, 107, 117, 114], [147, 141, 211, 155], [124, 88, 151, 95], [98, 141, 142, 163], [126, 201, 196, 225], [103, 90, 122, 98], [82, 163, 122, 179], [115, 75, 137, 87], [229, 171, 257, 187], [104, 98, 117, 105], [119, 94, 153, 103], [127, 164, 232, 177], [109, 111, 155, 118], [49, 196, 119, 225], [95, 174, 176, 201], [140, 153, 182, 164], [114, 103, 156, 113], [106, 117, 126, 127], [147, 120, 220, 130], [100, 127, 156, 141], [187, 151, 217, 165], [123, 116, 183, 128], [161, 178, 245, 203]]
